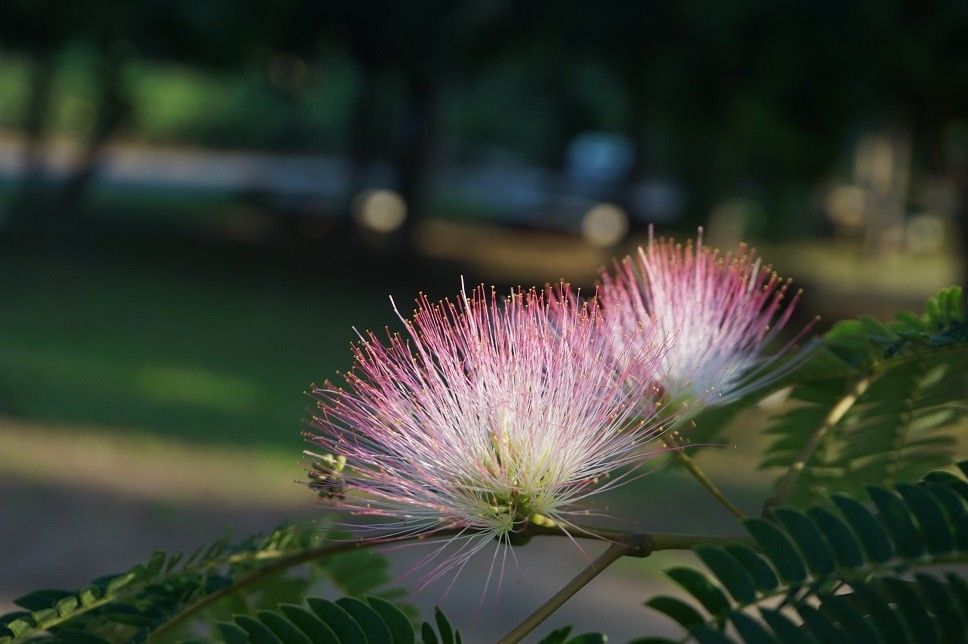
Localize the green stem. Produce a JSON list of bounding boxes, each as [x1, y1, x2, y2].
[[497, 542, 632, 644], [763, 376, 871, 514], [497, 531, 741, 643], [149, 525, 738, 641], [664, 437, 746, 519]]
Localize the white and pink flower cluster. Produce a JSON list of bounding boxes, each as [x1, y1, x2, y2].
[[598, 228, 810, 406], [305, 230, 809, 552], [308, 284, 663, 562]]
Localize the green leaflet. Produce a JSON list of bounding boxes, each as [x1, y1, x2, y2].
[[213, 597, 458, 644], [644, 464, 968, 643], [0, 521, 403, 643], [761, 287, 968, 505]]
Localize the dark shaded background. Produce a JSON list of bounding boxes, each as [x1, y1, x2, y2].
[[0, 1, 966, 639]]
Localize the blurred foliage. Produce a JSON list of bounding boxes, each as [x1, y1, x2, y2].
[[0, 1, 965, 232]]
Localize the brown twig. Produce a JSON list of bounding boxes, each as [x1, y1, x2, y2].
[[149, 524, 739, 641]]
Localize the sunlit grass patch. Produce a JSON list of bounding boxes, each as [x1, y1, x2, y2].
[[0, 247, 389, 447]]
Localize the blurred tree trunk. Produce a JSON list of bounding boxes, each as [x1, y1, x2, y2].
[[953, 179, 968, 289], [394, 72, 437, 251], [946, 121, 968, 289], [58, 44, 129, 217], [20, 51, 54, 192], [344, 65, 379, 218], [619, 87, 650, 216], [8, 49, 56, 232], [914, 97, 968, 289]]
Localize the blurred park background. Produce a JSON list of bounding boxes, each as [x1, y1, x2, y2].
[[0, 1, 966, 640]]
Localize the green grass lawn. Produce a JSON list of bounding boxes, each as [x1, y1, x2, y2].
[[0, 237, 399, 451]]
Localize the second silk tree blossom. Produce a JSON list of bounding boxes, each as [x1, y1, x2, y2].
[[306, 284, 665, 574], [598, 228, 810, 406]]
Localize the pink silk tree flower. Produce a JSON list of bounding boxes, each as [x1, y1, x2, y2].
[[305, 283, 666, 580], [597, 227, 813, 407]]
